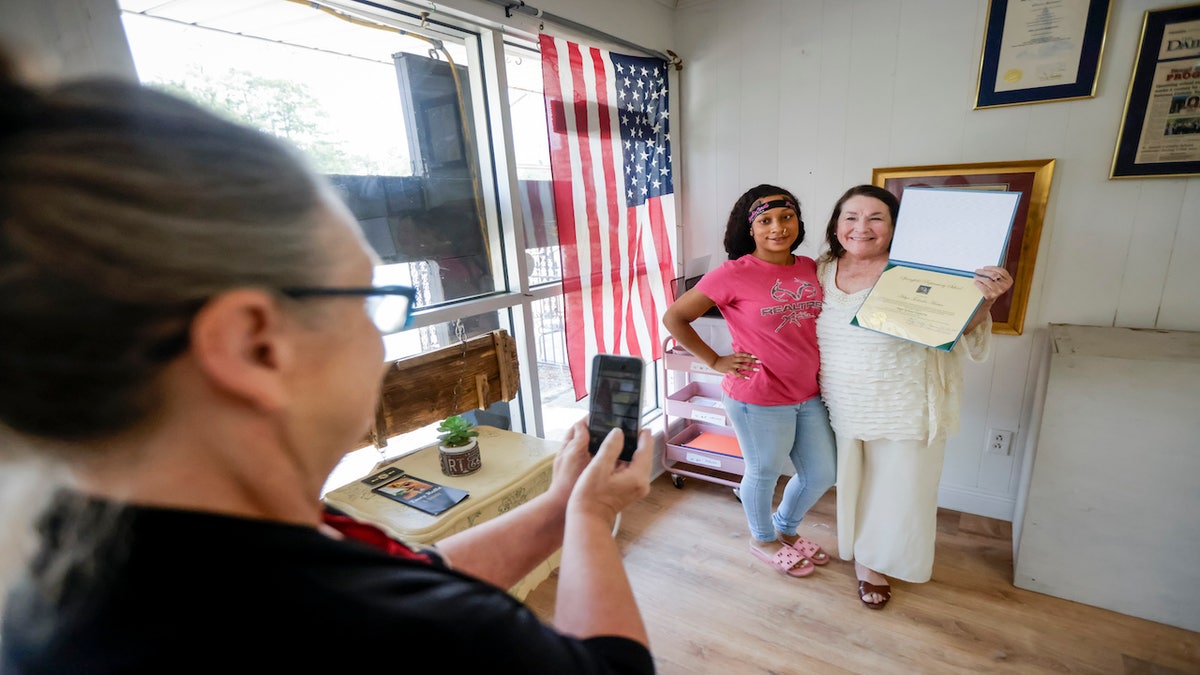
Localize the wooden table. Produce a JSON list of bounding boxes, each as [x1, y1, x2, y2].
[[323, 425, 560, 600]]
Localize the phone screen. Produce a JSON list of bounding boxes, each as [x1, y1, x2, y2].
[[587, 354, 644, 461]]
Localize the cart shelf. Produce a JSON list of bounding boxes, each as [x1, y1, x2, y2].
[[660, 339, 743, 490]]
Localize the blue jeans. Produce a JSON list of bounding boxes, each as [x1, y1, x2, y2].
[[723, 394, 837, 542]]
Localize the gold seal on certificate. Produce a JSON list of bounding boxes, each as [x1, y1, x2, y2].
[[852, 188, 1021, 351]]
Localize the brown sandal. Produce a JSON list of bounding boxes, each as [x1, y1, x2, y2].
[[858, 580, 891, 609]]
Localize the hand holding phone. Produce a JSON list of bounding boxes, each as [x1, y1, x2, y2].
[[587, 354, 644, 462]]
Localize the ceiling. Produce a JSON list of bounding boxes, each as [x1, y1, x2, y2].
[[117, 0, 686, 62], [118, 1, 431, 60]]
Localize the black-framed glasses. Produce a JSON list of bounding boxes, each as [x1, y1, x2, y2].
[[280, 285, 416, 334]]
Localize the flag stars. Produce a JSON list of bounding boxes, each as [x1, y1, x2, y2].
[[609, 53, 674, 205]]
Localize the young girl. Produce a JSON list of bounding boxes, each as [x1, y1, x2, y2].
[[662, 184, 836, 577]]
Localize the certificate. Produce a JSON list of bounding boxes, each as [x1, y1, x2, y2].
[[993, 0, 1090, 94], [975, 0, 1111, 108], [852, 188, 1021, 350], [853, 266, 987, 350]]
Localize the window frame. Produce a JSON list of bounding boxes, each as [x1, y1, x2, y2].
[[119, 0, 664, 441]]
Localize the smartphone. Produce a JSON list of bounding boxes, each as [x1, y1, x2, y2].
[[587, 353, 645, 461]]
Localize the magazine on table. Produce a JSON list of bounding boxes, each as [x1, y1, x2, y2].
[[361, 466, 469, 516]]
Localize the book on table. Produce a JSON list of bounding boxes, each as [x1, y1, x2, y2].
[[331, 461, 470, 514]]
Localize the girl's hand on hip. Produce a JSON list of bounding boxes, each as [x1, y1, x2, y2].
[[711, 353, 759, 380]]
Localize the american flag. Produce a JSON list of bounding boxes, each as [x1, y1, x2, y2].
[[540, 34, 678, 400], [518, 179, 556, 250]]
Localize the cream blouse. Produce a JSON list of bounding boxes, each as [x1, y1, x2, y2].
[[815, 259, 991, 444]]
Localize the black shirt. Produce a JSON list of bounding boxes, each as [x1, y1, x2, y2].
[[1, 495, 654, 674]]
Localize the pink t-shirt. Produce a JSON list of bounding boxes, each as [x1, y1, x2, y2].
[[694, 254, 823, 406]]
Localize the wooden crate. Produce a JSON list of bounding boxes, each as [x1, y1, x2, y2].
[[363, 329, 520, 448]]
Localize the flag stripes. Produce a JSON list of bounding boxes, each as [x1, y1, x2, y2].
[[540, 34, 677, 399]]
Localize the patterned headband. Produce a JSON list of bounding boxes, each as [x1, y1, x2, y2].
[[748, 198, 799, 224]]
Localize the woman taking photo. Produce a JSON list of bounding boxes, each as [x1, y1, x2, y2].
[[0, 53, 654, 673]]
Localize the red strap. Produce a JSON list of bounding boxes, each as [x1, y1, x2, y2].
[[321, 512, 434, 564]]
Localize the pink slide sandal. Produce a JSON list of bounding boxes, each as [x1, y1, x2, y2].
[[783, 535, 830, 565], [750, 544, 815, 577]]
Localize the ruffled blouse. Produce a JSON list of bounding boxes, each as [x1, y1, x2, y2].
[[815, 259, 991, 444]]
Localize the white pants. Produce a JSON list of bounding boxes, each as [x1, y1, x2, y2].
[[835, 434, 946, 583]]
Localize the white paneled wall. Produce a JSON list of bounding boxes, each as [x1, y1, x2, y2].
[[675, 0, 1200, 519]]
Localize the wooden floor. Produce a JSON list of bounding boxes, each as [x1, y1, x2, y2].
[[525, 475, 1200, 674]]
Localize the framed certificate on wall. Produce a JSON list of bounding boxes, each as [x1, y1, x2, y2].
[[975, 0, 1112, 109]]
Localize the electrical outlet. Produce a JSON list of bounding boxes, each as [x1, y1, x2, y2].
[[987, 428, 1013, 455]]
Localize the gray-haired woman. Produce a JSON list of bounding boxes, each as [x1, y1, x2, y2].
[[0, 52, 654, 673]]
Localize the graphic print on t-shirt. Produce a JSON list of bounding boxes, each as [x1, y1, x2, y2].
[[763, 277, 821, 332]]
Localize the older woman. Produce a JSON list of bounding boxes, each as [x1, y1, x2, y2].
[[0, 55, 654, 672], [815, 185, 1012, 609]]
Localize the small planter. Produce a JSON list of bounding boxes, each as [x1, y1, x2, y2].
[[436, 415, 481, 477], [439, 438, 482, 476]]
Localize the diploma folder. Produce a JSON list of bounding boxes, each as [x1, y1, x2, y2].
[[851, 187, 1020, 351]]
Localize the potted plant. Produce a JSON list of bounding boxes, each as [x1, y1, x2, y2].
[[437, 415, 482, 476]]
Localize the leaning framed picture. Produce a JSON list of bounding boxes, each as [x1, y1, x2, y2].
[[1110, 3, 1200, 179], [975, 0, 1112, 109], [872, 159, 1056, 336]]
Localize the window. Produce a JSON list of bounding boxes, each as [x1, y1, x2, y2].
[[119, 0, 661, 447]]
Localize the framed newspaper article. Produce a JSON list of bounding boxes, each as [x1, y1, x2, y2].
[[1111, 3, 1200, 178], [873, 159, 1056, 336], [975, 0, 1112, 109]]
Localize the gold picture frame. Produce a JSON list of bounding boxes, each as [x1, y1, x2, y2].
[[975, 0, 1112, 109], [872, 159, 1056, 336]]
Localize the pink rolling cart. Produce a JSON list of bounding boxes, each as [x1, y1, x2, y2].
[[660, 337, 744, 490]]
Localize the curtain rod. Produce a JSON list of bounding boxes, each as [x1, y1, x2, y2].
[[482, 0, 681, 68]]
